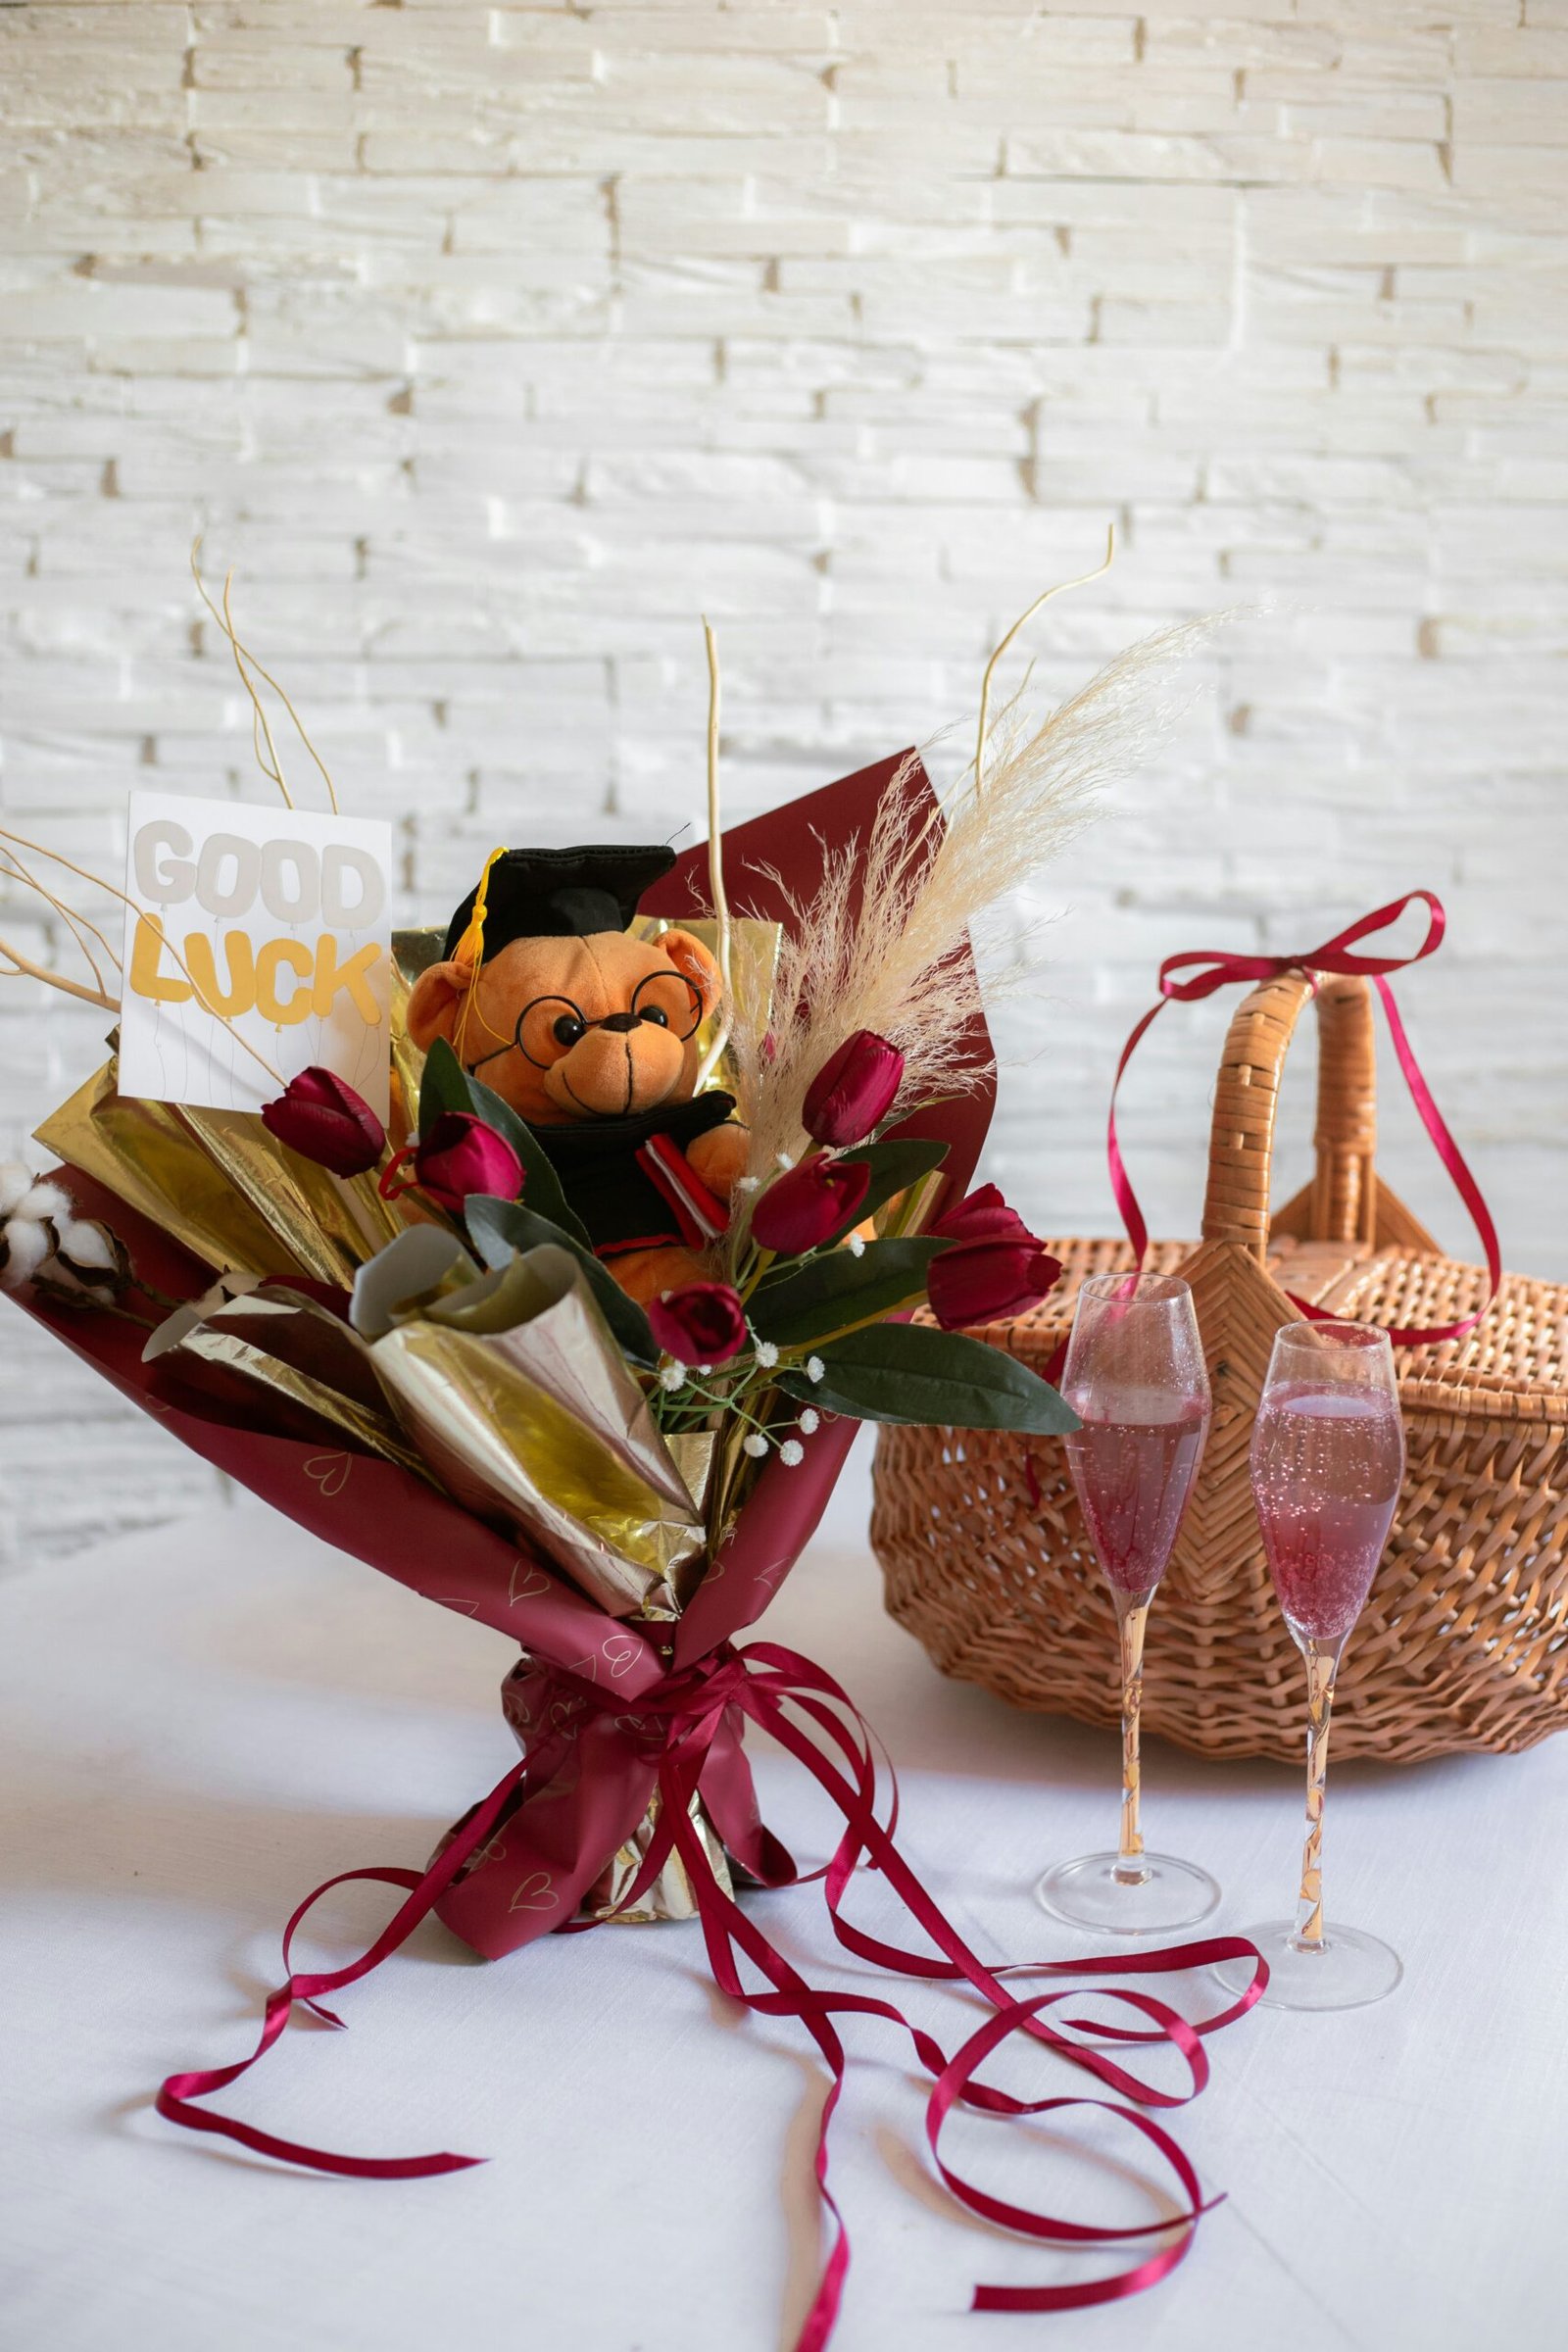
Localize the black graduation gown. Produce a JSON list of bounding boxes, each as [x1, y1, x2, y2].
[[533, 1091, 736, 1258]]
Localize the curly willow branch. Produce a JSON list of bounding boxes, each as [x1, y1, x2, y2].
[[693, 615, 733, 1094], [189, 541, 340, 815]]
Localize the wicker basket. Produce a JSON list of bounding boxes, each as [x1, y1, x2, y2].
[[872, 970, 1568, 1763]]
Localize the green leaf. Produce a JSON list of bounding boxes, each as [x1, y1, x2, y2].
[[466, 1075, 592, 1250], [416, 1036, 474, 1135], [464, 1192, 542, 1273], [826, 1136, 950, 1245], [750, 1238, 945, 1348], [465, 1194, 658, 1368], [777, 1321, 1079, 1434]]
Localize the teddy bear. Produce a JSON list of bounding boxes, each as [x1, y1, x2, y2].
[[406, 844, 749, 1306]]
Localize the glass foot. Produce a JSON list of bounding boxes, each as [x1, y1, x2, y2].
[[1035, 1850, 1220, 1936], [1214, 1918, 1402, 2011]]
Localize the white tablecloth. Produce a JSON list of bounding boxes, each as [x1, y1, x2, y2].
[[2, 1438, 1561, 2352]]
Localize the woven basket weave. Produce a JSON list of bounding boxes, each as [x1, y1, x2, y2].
[[872, 970, 1568, 1764]]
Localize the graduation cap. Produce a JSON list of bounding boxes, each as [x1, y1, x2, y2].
[[443, 843, 677, 961]]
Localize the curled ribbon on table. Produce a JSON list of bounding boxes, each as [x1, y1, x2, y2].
[[157, 1640, 1267, 2343], [1108, 890, 1501, 1348]]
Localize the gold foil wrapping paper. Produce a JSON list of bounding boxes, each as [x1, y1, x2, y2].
[[633, 912, 782, 1101], [177, 1101, 406, 1288], [578, 1786, 735, 1926], [36, 1056, 410, 1288], [368, 1327, 689, 1619], [151, 1238, 714, 1624], [421, 1247, 690, 1508], [176, 1323, 431, 1480], [356, 1240, 708, 1622], [35, 1060, 299, 1280]]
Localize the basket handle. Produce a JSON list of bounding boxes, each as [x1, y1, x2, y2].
[[1201, 971, 1378, 1262]]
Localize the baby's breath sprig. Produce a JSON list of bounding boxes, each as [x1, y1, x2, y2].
[[648, 1314, 826, 1469]]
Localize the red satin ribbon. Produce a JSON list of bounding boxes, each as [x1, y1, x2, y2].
[[1108, 890, 1500, 1347], [157, 1641, 1265, 2342], [155, 1757, 536, 2176]]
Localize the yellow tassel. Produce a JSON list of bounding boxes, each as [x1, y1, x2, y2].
[[453, 846, 507, 1058]]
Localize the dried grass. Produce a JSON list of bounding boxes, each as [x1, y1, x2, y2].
[[723, 612, 1226, 1234]]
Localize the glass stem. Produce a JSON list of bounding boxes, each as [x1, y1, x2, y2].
[[1113, 1589, 1153, 1880], [1294, 1637, 1341, 1949]]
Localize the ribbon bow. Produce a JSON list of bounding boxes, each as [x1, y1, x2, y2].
[[156, 1638, 1267, 2346], [1108, 890, 1499, 1348]]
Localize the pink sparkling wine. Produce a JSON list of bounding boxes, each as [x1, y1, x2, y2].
[[1251, 1384, 1404, 1641], [1064, 1388, 1211, 1594]]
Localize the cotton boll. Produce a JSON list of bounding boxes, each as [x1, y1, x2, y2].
[[50, 1218, 127, 1298], [16, 1178, 70, 1226], [0, 1217, 52, 1290], [57, 1218, 117, 1273], [0, 1162, 34, 1218]]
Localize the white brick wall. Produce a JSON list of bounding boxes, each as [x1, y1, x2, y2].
[[2, 0, 1564, 1567]]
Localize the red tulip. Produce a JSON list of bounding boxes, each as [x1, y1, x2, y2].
[[750, 1153, 871, 1255], [930, 1183, 1035, 1248], [802, 1029, 904, 1150], [648, 1280, 749, 1367], [380, 1112, 523, 1215], [261, 1066, 385, 1177], [926, 1236, 1063, 1332]]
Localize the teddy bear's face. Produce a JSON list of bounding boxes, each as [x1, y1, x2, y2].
[[406, 925, 721, 1126]]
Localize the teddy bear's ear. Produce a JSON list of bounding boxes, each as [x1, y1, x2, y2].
[[660, 927, 723, 1016], [406, 958, 471, 1051]]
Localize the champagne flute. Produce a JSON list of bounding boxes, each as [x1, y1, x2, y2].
[[1222, 1319, 1405, 2010], [1036, 1271, 1218, 1934]]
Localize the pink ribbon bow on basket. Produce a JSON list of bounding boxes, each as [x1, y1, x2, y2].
[[1108, 890, 1500, 1348]]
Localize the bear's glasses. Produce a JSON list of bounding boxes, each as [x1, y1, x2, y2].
[[466, 969, 705, 1074]]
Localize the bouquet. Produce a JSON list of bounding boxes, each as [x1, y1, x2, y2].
[[1, 572, 1262, 2342]]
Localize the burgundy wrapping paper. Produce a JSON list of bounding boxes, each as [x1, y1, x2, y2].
[[15, 748, 995, 1956]]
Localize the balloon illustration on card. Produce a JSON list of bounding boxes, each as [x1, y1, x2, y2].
[[118, 789, 393, 1119]]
